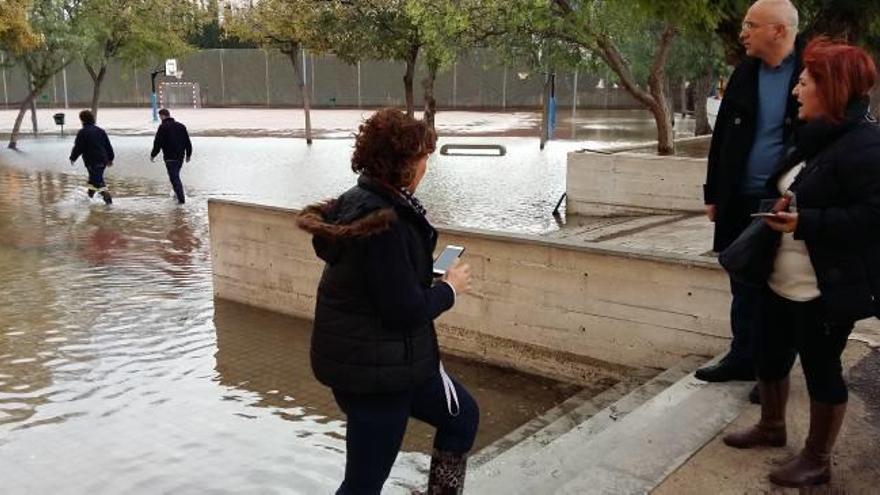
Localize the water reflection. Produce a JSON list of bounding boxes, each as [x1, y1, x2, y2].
[[0, 162, 585, 493]]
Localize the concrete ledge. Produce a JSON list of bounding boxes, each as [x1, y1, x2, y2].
[[469, 354, 752, 494], [566, 151, 706, 216], [208, 199, 733, 382]]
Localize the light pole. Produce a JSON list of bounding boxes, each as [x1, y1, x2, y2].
[[150, 68, 166, 122]]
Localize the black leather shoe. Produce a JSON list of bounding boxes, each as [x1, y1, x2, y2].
[[748, 383, 761, 404], [694, 359, 755, 382]]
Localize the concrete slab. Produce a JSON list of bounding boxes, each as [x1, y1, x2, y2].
[[653, 342, 880, 494], [469, 355, 752, 494]]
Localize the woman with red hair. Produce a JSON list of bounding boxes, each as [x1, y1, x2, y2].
[[722, 38, 880, 487]]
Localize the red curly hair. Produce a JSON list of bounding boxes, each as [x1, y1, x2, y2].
[[351, 108, 437, 188], [802, 37, 877, 124]]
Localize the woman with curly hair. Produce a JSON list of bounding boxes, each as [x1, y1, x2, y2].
[[722, 38, 880, 488], [297, 108, 478, 495]]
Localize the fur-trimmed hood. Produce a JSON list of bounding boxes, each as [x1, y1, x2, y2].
[[296, 178, 402, 264]]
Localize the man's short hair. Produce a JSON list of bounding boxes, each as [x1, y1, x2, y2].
[[158, 108, 171, 117], [79, 109, 95, 125]]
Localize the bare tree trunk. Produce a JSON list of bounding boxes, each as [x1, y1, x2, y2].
[[403, 44, 419, 118], [30, 98, 38, 134], [594, 25, 678, 155], [646, 27, 678, 155], [86, 63, 107, 120], [286, 47, 312, 144], [694, 68, 714, 136], [422, 63, 438, 130], [9, 89, 39, 149]]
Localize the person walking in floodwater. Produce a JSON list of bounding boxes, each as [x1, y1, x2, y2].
[[69, 109, 114, 205], [150, 108, 192, 204], [297, 108, 479, 495]]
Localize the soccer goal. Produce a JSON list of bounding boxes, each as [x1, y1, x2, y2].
[[158, 81, 201, 109]]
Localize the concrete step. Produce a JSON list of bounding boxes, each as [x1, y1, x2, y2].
[[468, 354, 752, 494]]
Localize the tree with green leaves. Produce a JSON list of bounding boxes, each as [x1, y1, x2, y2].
[[406, 0, 506, 128], [78, 0, 192, 119], [546, 0, 721, 155], [0, 0, 40, 55], [8, 0, 82, 150], [226, 0, 333, 144], [323, 0, 424, 118]]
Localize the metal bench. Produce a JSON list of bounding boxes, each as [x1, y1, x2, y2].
[[439, 144, 507, 157]]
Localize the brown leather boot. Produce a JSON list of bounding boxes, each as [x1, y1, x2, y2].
[[769, 400, 846, 487], [723, 378, 789, 449], [425, 449, 468, 495]]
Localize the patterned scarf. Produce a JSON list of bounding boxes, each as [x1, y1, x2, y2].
[[398, 186, 427, 217]]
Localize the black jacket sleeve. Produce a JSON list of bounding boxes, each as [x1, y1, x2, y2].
[[182, 124, 192, 159], [363, 223, 455, 331], [101, 129, 114, 162], [704, 98, 731, 205], [70, 130, 84, 162], [151, 124, 164, 159]]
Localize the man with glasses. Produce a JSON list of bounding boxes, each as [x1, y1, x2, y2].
[[700, 0, 803, 402]]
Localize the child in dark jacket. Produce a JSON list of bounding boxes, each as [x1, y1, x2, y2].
[[69, 109, 114, 205]]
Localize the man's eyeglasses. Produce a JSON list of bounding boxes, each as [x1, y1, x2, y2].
[[741, 20, 782, 31]]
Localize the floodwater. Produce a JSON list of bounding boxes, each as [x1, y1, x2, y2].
[[0, 115, 688, 493], [0, 148, 591, 494]]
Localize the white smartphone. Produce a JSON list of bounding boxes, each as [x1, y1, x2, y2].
[[750, 212, 781, 218], [433, 245, 465, 276]]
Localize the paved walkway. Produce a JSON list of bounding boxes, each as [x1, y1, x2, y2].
[[0, 107, 541, 139]]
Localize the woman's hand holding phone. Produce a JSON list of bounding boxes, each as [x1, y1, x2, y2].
[[443, 259, 471, 295]]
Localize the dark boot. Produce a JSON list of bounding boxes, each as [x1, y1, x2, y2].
[[87, 188, 96, 198], [695, 356, 755, 382], [748, 384, 761, 404], [100, 190, 112, 205], [769, 400, 846, 487], [723, 378, 788, 449], [426, 449, 467, 495]]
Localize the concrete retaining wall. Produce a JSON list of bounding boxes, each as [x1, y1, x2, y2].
[[209, 199, 733, 383], [566, 150, 707, 216]]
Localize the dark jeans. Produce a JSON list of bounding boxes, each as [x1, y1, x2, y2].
[[757, 287, 853, 404], [724, 194, 767, 365], [164, 160, 185, 203], [85, 164, 107, 190], [332, 371, 480, 495]]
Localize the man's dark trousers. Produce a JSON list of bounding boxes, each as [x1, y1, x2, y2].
[[164, 159, 185, 203], [721, 193, 766, 367]]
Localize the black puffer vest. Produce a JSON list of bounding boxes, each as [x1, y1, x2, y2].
[[297, 176, 445, 394]]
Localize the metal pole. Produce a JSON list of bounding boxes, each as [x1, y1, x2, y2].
[[62, 64, 69, 109], [133, 69, 139, 107], [264, 49, 270, 107], [302, 49, 307, 88], [452, 61, 458, 109], [310, 53, 316, 102], [52, 74, 58, 105], [219, 49, 226, 105], [571, 70, 578, 139], [502, 66, 507, 110], [357, 61, 362, 108], [1, 53, 8, 109]]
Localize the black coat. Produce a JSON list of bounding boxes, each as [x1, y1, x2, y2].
[[150, 118, 192, 162], [297, 176, 455, 394], [770, 100, 880, 324], [69, 124, 114, 167], [704, 39, 804, 252]]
